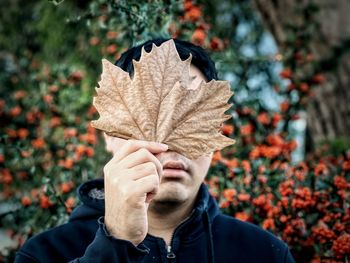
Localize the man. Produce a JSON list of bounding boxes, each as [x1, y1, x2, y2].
[[16, 39, 295, 262]]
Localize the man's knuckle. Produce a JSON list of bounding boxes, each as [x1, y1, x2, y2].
[[139, 148, 149, 155], [126, 139, 137, 149], [119, 183, 131, 196], [150, 174, 159, 184], [146, 162, 156, 171], [113, 174, 122, 184]]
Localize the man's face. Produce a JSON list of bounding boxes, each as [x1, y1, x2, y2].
[[104, 65, 213, 206]]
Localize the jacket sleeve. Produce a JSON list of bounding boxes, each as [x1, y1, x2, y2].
[[15, 217, 149, 263], [69, 217, 149, 263]]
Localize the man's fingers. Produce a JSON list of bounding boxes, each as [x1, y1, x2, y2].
[[133, 174, 159, 197], [118, 149, 163, 178], [112, 139, 168, 163], [127, 162, 161, 180]]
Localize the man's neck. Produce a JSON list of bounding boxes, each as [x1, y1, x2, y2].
[[147, 196, 197, 246]]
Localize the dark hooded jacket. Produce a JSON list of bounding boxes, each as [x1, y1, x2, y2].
[[15, 179, 295, 263]]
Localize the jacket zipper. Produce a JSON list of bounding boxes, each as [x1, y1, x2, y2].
[[165, 210, 196, 260], [166, 245, 176, 259], [166, 230, 176, 259]]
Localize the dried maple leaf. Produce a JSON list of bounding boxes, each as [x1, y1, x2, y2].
[[91, 39, 235, 159]]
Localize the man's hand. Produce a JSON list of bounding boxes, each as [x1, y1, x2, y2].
[[103, 139, 168, 246]]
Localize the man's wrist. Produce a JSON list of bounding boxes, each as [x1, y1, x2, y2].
[[99, 216, 143, 246]]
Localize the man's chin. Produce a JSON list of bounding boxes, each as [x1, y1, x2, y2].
[[152, 181, 188, 203]]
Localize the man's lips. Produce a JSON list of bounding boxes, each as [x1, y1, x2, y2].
[[162, 161, 188, 179], [162, 160, 187, 170]]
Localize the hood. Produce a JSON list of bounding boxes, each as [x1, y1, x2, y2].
[[69, 178, 221, 224], [69, 179, 105, 221]]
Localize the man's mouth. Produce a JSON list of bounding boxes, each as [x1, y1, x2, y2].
[[163, 161, 187, 170], [162, 161, 189, 179]]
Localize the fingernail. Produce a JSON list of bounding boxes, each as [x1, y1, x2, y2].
[[159, 143, 168, 150]]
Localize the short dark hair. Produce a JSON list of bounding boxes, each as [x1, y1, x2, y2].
[[114, 38, 218, 81]]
